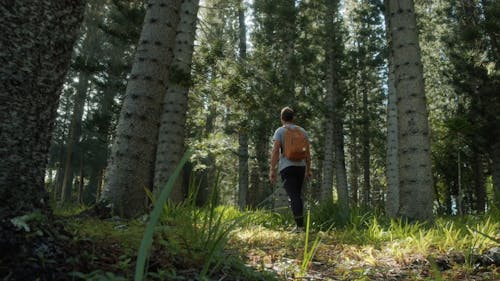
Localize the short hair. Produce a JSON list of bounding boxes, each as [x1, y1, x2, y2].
[[280, 107, 294, 122]]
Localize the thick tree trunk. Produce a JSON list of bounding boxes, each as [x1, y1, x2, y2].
[[388, 0, 434, 221], [154, 0, 199, 203], [102, 0, 182, 217], [0, 0, 84, 277], [0, 0, 84, 214], [61, 72, 89, 203], [383, 0, 399, 218]]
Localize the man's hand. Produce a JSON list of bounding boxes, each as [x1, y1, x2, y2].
[[269, 170, 277, 183], [306, 170, 312, 180]]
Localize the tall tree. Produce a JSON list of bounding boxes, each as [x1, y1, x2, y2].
[[102, 0, 182, 217], [83, 0, 144, 204], [0, 0, 84, 277], [440, 0, 499, 211], [60, 31, 94, 203], [154, 0, 200, 202], [237, 0, 249, 210], [322, 0, 349, 209], [387, 0, 434, 221], [383, 0, 399, 218]]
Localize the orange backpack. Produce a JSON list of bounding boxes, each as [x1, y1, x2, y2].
[[283, 126, 309, 161]]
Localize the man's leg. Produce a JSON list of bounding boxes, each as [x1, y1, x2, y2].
[[281, 166, 305, 227]]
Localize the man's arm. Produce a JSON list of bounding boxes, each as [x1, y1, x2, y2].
[[269, 140, 281, 183], [306, 142, 312, 179]]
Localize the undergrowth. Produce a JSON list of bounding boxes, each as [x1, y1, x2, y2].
[[59, 190, 499, 280]]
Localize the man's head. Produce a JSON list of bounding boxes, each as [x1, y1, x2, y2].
[[281, 107, 294, 122]]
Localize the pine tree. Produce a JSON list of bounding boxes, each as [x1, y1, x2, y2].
[[102, 0, 182, 217], [154, 0, 200, 202], [387, 0, 434, 221]]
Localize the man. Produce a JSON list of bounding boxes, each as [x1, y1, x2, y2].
[[269, 107, 312, 231]]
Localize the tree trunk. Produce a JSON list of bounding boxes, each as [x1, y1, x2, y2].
[[255, 136, 271, 206], [61, 72, 89, 203], [324, 0, 348, 209], [283, 0, 297, 98], [383, 0, 399, 218], [53, 107, 70, 202], [77, 152, 84, 204], [472, 150, 485, 213], [350, 132, 360, 206], [493, 140, 500, 207], [238, 131, 249, 209], [85, 84, 115, 204], [350, 86, 360, 206], [102, 0, 182, 218], [237, 0, 249, 210], [388, 0, 434, 221], [154, 0, 199, 203], [361, 83, 371, 207], [321, 43, 335, 202], [385, 67, 399, 216], [334, 119, 349, 210], [0, 0, 84, 277], [0, 0, 84, 213]]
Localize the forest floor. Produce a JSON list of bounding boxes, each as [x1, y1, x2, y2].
[[58, 211, 500, 281], [231, 227, 500, 281]]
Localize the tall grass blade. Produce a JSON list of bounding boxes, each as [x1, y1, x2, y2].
[[134, 150, 192, 281]]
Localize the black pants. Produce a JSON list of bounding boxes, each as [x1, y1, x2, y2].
[[280, 166, 306, 227]]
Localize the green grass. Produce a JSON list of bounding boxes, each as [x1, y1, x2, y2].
[[58, 190, 500, 280]]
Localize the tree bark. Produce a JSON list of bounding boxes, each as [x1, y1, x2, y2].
[[154, 0, 199, 203], [383, 0, 399, 218], [102, 0, 182, 217], [323, 0, 348, 209], [0, 0, 84, 215], [0, 0, 84, 277], [322, 43, 335, 202], [388, 0, 434, 221]]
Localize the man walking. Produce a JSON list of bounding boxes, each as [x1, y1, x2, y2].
[[269, 107, 311, 231]]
